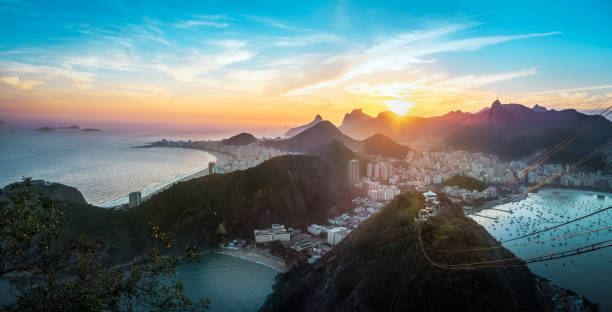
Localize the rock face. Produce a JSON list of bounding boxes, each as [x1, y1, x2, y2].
[[285, 114, 324, 137], [222, 132, 257, 145], [259, 193, 589, 312]]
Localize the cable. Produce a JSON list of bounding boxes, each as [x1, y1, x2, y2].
[[428, 225, 612, 253], [501, 206, 612, 243], [502, 98, 611, 188]]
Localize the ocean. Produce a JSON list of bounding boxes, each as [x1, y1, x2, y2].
[[470, 188, 612, 311], [0, 126, 216, 206]]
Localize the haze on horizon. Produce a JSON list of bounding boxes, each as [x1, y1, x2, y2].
[[1, 0, 611, 129]]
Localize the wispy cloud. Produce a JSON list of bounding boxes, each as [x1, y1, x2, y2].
[[275, 34, 343, 46], [435, 67, 538, 89], [0, 76, 44, 91], [174, 19, 228, 28], [284, 23, 560, 95]]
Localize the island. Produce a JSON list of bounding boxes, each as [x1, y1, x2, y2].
[[81, 128, 102, 132]]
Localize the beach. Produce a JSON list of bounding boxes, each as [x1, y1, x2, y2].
[[218, 248, 288, 273]]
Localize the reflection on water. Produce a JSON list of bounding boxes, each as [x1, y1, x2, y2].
[[470, 188, 612, 311]]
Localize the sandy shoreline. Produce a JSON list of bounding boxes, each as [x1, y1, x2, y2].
[[98, 148, 236, 208], [217, 248, 288, 273]]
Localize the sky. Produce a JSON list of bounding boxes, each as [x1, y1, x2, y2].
[[0, 0, 611, 129]]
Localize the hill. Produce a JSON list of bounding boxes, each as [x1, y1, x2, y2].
[[266, 121, 356, 153], [308, 140, 362, 184], [442, 175, 487, 191], [259, 193, 595, 312], [362, 133, 411, 158], [285, 114, 324, 137], [222, 132, 257, 145], [2, 155, 353, 264]]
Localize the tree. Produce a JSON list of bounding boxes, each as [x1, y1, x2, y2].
[[0, 178, 209, 311]]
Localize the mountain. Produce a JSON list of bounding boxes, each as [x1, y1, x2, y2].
[[222, 132, 257, 145], [266, 121, 357, 153], [3, 155, 353, 264], [362, 133, 411, 158], [285, 114, 324, 137], [259, 193, 596, 312], [339, 100, 612, 168]]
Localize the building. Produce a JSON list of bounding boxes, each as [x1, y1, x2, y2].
[[208, 161, 216, 175], [129, 191, 142, 207], [366, 163, 373, 177], [254, 225, 290, 243], [327, 227, 349, 245], [348, 159, 360, 186]]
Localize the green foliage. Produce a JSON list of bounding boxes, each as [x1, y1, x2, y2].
[[260, 192, 546, 312], [1, 178, 209, 312], [442, 175, 487, 191]]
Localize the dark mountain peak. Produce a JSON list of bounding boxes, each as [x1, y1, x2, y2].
[[341, 109, 373, 128], [532, 104, 548, 112], [222, 132, 257, 145], [491, 98, 502, 109], [363, 133, 411, 158], [285, 114, 325, 137], [269, 121, 354, 153]]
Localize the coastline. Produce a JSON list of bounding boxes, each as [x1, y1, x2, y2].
[[216, 248, 288, 273], [96, 147, 236, 208]]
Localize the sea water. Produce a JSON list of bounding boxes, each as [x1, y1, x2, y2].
[[0, 126, 215, 206], [470, 189, 612, 311]]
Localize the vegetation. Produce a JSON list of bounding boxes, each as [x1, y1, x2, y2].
[[0, 178, 209, 311], [1, 156, 352, 266], [259, 193, 556, 312], [442, 175, 487, 191]]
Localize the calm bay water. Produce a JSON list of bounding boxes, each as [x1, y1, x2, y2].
[[177, 253, 279, 312], [0, 253, 279, 310], [0, 126, 215, 206], [470, 189, 612, 311]]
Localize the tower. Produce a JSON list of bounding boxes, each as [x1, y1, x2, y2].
[[348, 159, 360, 186]]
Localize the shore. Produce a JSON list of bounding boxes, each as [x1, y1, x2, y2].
[[97, 148, 237, 208], [217, 248, 288, 273]]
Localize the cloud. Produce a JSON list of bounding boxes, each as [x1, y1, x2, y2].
[[275, 34, 343, 47], [174, 17, 228, 28], [284, 23, 560, 95], [0, 61, 95, 89], [435, 67, 538, 89], [0, 76, 44, 91]]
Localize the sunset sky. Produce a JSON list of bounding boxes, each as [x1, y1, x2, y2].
[[1, 0, 611, 128]]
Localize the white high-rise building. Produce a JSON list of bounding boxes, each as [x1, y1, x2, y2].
[[366, 163, 373, 177], [381, 163, 389, 181], [348, 159, 360, 186], [129, 191, 142, 208], [327, 227, 349, 245], [374, 163, 380, 179]]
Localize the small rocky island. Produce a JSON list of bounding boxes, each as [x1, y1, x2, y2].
[[82, 128, 102, 132]]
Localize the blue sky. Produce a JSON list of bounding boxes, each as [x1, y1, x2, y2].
[[0, 0, 611, 125]]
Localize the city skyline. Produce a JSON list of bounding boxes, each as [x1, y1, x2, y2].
[[1, 0, 611, 128]]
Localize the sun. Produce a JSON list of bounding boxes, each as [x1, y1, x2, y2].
[[385, 100, 413, 116]]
